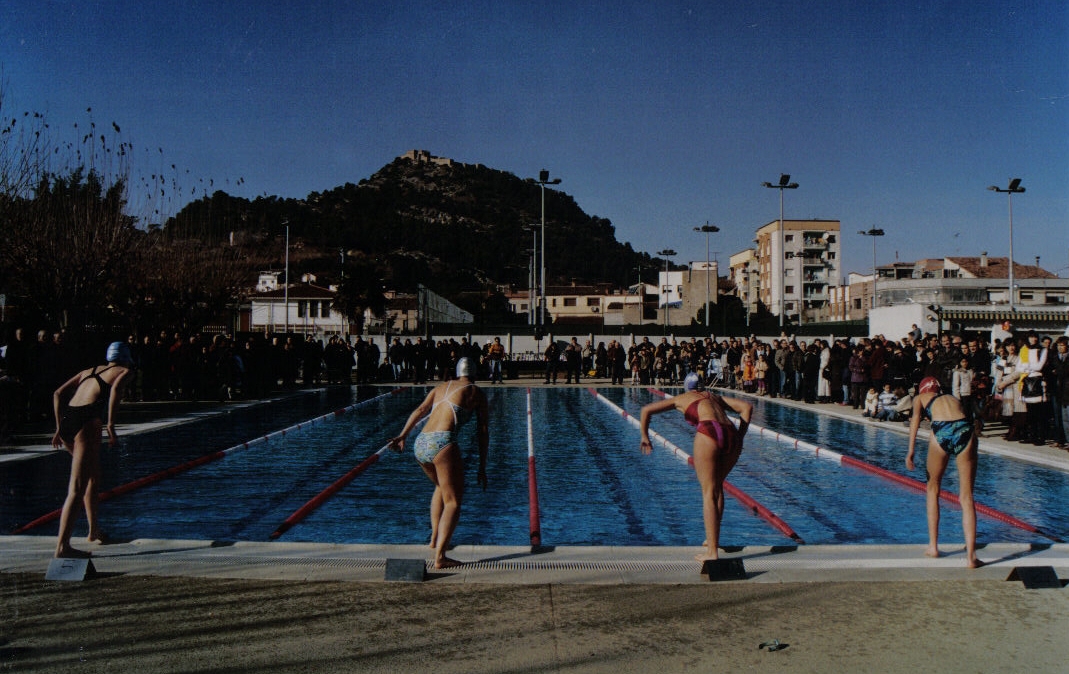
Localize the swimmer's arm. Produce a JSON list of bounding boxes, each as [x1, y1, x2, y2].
[[906, 395, 925, 470], [638, 398, 676, 454], [723, 397, 753, 437], [388, 390, 435, 450], [104, 369, 131, 445]]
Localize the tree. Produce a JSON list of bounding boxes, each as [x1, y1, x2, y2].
[[333, 256, 387, 334]]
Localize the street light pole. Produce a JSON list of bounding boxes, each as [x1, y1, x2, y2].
[[694, 223, 720, 330], [857, 228, 885, 313], [762, 174, 799, 330], [657, 249, 676, 334], [524, 224, 539, 325], [531, 170, 561, 335], [987, 179, 1025, 312]]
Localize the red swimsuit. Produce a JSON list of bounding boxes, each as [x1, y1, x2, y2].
[[684, 394, 741, 456]]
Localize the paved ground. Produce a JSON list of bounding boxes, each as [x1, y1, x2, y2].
[[3, 377, 1068, 672]]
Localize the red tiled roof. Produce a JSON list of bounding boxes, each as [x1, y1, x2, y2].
[[946, 257, 1057, 280]]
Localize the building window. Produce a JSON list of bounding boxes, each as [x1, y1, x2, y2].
[[297, 301, 307, 318], [827, 252, 836, 259], [586, 297, 600, 306], [853, 298, 862, 310], [321, 302, 330, 318], [564, 297, 577, 307], [785, 234, 794, 242], [785, 285, 794, 294]]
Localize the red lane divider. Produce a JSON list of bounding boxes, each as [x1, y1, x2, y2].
[[839, 455, 1063, 542], [648, 387, 1064, 544], [10, 388, 406, 535], [269, 444, 390, 540], [526, 388, 543, 547], [587, 388, 805, 545]]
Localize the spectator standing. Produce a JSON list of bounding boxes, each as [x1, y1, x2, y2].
[[1051, 337, 1069, 449], [486, 336, 505, 384], [544, 340, 560, 384]]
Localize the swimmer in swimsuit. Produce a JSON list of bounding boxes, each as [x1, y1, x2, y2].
[[639, 372, 753, 562], [389, 357, 489, 569], [907, 377, 981, 568], [51, 341, 133, 559]]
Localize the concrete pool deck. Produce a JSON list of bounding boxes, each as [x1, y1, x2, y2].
[[3, 381, 1069, 672]]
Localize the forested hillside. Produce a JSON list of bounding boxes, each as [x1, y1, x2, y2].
[[165, 153, 657, 295]]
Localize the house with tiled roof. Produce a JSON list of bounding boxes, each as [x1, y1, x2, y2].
[[820, 253, 1068, 338]]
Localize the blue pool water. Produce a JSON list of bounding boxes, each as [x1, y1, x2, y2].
[[5, 387, 1068, 548]]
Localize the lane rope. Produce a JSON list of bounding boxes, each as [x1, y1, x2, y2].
[[527, 387, 543, 547], [649, 387, 1064, 544], [587, 388, 805, 545], [11, 388, 405, 534]]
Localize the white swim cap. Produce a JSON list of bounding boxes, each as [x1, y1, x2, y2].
[[456, 357, 475, 379], [683, 372, 704, 392]]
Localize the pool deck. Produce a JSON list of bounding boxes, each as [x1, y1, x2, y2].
[[3, 380, 1069, 672]]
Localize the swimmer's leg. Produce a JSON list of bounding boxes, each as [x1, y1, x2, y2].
[[955, 437, 982, 568], [431, 444, 465, 569], [924, 438, 950, 559]]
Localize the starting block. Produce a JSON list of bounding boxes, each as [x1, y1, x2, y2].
[[384, 558, 427, 582], [1006, 566, 1061, 589], [700, 558, 747, 581], [46, 557, 97, 582]]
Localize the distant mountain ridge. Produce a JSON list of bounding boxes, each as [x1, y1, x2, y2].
[[165, 150, 655, 296]]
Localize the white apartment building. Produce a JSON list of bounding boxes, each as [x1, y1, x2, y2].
[[754, 219, 841, 324]]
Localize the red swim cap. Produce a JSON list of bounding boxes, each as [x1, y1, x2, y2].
[[919, 377, 941, 395]]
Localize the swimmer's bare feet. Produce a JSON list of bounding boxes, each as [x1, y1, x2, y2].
[[966, 557, 984, 569], [695, 546, 719, 562], [87, 531, 110, 545], [434, 556, 463, 570], [55, 546, 91, 559], [924, 547, 941, 559]]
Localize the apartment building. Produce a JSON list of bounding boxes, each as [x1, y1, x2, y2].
[[754, 219, 841, 323]]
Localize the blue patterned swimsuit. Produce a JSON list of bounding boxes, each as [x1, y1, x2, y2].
[[413, 382, 474, 463], [923, 394, 974, 456]]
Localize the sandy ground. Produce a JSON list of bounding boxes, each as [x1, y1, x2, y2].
[[2, 572, 1067, 673]]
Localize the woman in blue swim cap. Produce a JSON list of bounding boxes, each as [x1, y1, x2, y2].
[[50, 341, 134, 558], [639, 372, 753, 563]]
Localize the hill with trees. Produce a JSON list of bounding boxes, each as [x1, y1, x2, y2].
[[164, 152, 659, 297]]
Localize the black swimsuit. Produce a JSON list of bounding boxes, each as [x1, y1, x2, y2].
[[58, 366, 113, 445]]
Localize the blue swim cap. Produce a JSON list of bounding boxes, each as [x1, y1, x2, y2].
[[684, 372, 704, 392], [456, 357, 475, 379], [106, 341, 133, 365]]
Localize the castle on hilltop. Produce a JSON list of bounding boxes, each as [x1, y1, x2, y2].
[[400, 149, 480, 169], [401, 149, 456, 167]]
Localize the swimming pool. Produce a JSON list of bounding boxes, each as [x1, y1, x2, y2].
[[6, 387, 1068, 548]]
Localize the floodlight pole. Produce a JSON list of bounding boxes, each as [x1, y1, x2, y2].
[[532, 170, 561, 333], [694, 223, 720, 329], [763, 175, 799, 329], [858, 228, 885, 312], [657, 249, 677, 334], [988, 179, 1025, 312]]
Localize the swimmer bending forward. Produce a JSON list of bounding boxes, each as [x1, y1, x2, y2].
[[639, 373, 753, 562], [388, 357, 489, 569], [51, 341, 133, 558], [907, 376, 981, 568]]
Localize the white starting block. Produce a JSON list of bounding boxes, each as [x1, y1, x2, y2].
[[46, 557, 97, 582]]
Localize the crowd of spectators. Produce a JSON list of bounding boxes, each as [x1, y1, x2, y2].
[[4, 323, 1067, 450], [0, 327, 496, 439], [612, 326, 1068, 450]]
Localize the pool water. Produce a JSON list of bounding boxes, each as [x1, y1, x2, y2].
[[5, 387, 1068, 548]]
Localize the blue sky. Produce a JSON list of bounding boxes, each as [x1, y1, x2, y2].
[[2, 1, 1067, 277]]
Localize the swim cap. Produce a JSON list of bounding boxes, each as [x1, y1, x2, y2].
[[683, 372, 704, 392], [456, 357, 475, 379], [106, 341, 133, 365], [918, 376, 941, 395]]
